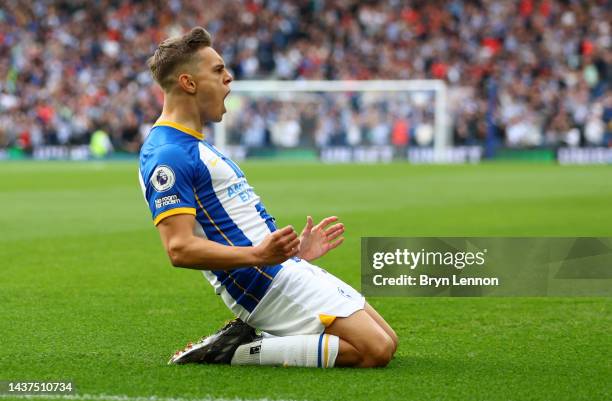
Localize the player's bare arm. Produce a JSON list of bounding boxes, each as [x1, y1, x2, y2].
[[157, 214, 300, 269]]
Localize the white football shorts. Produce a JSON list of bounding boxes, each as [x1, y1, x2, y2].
[[245, 258, 365, 336]]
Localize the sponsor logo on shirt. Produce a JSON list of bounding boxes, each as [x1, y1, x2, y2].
[[227, 179, 255, 202]]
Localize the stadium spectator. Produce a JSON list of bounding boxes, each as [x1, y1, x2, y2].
[[0, 0, 610, 153]]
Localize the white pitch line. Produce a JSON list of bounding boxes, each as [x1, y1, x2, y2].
[[0, 394, 304, 401]]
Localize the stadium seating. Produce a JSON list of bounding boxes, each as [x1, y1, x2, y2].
[[0, 0, 609, 152]]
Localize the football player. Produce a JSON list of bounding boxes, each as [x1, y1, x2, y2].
[[139, 27, 397, 368]]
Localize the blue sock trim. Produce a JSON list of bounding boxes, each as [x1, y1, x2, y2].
[[317, 333, 324, 368]]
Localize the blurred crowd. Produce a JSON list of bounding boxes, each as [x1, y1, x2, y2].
[[226, 92, 436, 148], [0, 0, 610, 153]]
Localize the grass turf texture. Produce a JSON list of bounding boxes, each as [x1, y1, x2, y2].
[[1, 161, 610, 401]]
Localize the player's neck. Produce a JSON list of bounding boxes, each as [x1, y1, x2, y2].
[[157, 98, 203, 134]]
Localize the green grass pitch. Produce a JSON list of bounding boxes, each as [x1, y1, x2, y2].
[[1, 161, 610, 401]]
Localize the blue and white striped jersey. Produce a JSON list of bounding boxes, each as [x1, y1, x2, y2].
[[138, 120, 283, 318]]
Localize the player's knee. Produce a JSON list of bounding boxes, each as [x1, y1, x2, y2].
[[375, 338, 394, 367], [362, 336, 394, 367]]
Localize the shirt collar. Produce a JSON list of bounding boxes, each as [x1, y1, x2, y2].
[[153, 120, 204, 140]]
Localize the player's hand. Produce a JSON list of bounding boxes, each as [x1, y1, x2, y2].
[[297, 216, 345, 262], [253, 225, 300, 265]]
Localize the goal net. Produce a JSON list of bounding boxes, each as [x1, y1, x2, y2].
[[214, 80, 449, 162]]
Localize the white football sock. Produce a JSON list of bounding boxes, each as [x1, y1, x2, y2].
[[231, 334, 339, 368]]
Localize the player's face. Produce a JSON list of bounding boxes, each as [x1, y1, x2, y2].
[[193, 47, 233, 123]]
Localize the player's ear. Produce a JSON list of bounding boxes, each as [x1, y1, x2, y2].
[[177, 73, 196, 94]]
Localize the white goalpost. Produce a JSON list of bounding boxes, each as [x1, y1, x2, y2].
[[214, 80, 450, 160]]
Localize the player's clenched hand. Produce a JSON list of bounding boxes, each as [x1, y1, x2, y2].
[[253, 225, 300, 265], [297, 216, 345, 262]]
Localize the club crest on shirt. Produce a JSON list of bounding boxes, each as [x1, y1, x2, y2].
[[151, 165, 175, 192]]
